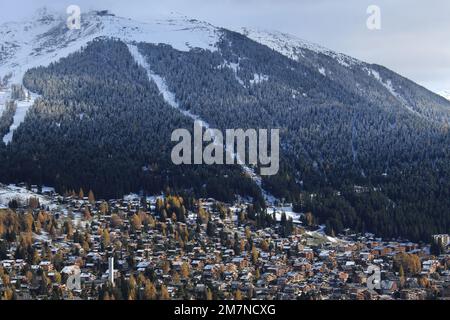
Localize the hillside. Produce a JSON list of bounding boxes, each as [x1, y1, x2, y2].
[[0, 9, 449, 240]]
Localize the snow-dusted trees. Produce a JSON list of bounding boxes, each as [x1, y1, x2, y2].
[[0, 34, 448, 241], [10, 84, 26, 100], [4, 38, 260, 204], [0, 100, 16, 137]]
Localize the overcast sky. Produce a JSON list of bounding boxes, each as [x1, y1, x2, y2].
[[1, 0, 449, 93]]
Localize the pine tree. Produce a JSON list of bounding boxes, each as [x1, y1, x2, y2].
[[206, 288, 213, 300], [160, 285, 170, 300], [88, 190, 95, 204], [101, 229, 110, 248], [143, 280, 157, 300], [180, 262, 190, 278], [399, 265, 405, 288], [78, 188, 84, 199], [235, 289, 242, 300], [251, 246, 259, 264], [261, 239, 269, 252], [305, 212, 314, 227], [131, 214, 142, 231], [206, 221, 215, 237]]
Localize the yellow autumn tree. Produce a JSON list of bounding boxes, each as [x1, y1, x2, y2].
[[131, 214, 142, 231], [78, 188, 84, 199], [252, 246, 259, 264], [180, 262, 190, 278], [160, 285, 170, 300], [101, 229, 110, 248], [88, 190, 95, 204], [206, 288, 213, 300], [143, 280, 157, 300]]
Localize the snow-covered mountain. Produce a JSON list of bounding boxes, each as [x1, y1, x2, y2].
[[1, 8, 449, 151], [0, 8, 221, 84], [439, 90, 450, 101], [2, 7, 444, 113], [2, 8, 448, 125], [239, 27, 362, 68], [0, 8, 226, 149]]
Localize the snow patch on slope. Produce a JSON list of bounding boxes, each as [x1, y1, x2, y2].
[[240, 28, 362, 68], [266, 205, 303, 224], [218, 60, 245, 86], [318, 67, 326, 76], [249, 73, 269, 85], [439, 90, 450, 101], [0, 89, 9, 116], [2, 93, 37, 144], [0, 184, 49, 208], [367, 68, 424, 118], [305, 225, 344, 244]]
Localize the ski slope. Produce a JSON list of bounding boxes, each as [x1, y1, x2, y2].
[[128, 44, 277, 204]]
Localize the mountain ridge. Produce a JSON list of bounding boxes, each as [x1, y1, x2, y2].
[[0, 8, 222, 84], [439, 90, 450, 101], [1, 7, 449, 117]]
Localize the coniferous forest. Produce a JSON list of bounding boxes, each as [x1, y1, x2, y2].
[[1, 34, 450, 241]]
